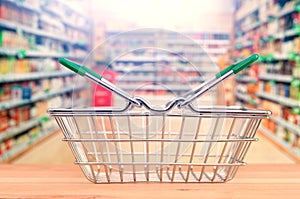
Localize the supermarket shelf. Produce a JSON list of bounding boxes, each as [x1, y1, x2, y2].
[[31, 84, 89, 101], [236, 75, 257, 83], [0, 47, 85, 59], [40, 5, 62, 18], [113, 55, 213, 63], [113, 67, 160, 73], [167, 39, 230, 46], [0, 118, 40, 142], [114, 58, 191, 65], [236, 4, 259, 20], [195, 39, 230, 45], [257, 91, 300, 107], [241, 6, 298, 32], [181, 52, 212, 58], [0, 19, 75, 44], [177, 67, 218, 73], [236, 40, 253, 49], [116, 75, 159, 82], [235, 37, 244, 44], [114, 58, 161, 63], [0, 98, 86, 149], [0, 84, 89, 111], [274, 28, 299, 40], [238, 30, 300, 47], [0, 48, 21, 56], [62, 20, 90, 34], [277, 5, 297, 18], [41, 6, 89, 34], [235, 34, 258, 46], [166, 39, 200, 46], [0, 126, 59, 162], [259, 74, 293, 83], [203, 48, 228, 54], [260, 126, 300, 158], [235, 92, 258, 105], [169, 49, 208, 56], [259, 54, 289, 62], [236, 3, 296, 26], [284, 29, 299, 37], [117, 84, 192, 92], [114, 66, 218, 73], [243, 21, 260, 32], [273, 54, 289, 61], [3, 0, 40, 13], [26, 51, 85, 59], [270, 116, 300, 136], [59, 1, 91, 19], [186, 58, 219, 63], [113, 57, 209, 63], [28, 85, 89, 105], [116, 76, 204, 82], [0, 71, 75, 83]]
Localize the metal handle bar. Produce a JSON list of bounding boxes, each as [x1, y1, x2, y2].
[[58, 58, 141, 106], [178, 54, 259, 107], [58, 54, 259, 112]]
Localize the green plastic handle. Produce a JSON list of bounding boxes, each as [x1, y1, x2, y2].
[[58, 58, 102, 80], [215, 64, 235, 78], [215, 54, 259, 78], [58, 58, 85, 76], [82, 65, 103, 80], [232, 54, 259, 74]]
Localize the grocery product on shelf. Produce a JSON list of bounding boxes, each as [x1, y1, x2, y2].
[[0, 0, 39, 28], [290, 78, 300, 100], [0, 30, 31, 49]]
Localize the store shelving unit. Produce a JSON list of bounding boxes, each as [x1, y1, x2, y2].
[[0, 47, 85, 59], [0, 70, 74, 83], [257, 91, 300, 107], [259, 73, 293, 82], [104, 30, 229, 103], [0, 84, 89, 110], [0, 0, 92, 162], [233, 0, 300, 160]]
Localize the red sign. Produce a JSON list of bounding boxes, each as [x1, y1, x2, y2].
[[92, 68, 116, 107]]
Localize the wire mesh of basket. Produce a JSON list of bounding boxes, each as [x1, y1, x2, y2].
[[49, 107, 270, 183], [49, 54, 271, 183]]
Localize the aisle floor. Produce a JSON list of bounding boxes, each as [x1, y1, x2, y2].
[[12, 131, 296, 164]]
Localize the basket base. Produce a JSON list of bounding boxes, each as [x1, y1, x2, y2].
[[82, 166, 234, 183]]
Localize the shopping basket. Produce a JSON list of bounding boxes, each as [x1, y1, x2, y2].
[[48, 54, 271, 183]]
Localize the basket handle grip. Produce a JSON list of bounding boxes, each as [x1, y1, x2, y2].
[[232, 54, 259, 74], [179, 54, 259, 107], [58, 58, 141, 106], [58, 58, 103, 79], [215, 54, 259, 78]]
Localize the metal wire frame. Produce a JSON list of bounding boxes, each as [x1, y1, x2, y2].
[[50, 106, 270, 183]]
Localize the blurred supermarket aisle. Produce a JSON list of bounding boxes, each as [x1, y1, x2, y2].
[[1, 0, 300, 166]]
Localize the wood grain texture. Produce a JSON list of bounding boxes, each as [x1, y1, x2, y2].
[[0, 164, 299, 199]]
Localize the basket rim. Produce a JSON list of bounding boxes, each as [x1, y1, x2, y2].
[[48, 106, 271, 118]]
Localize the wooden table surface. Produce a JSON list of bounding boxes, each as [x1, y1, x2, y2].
[[0, 164, 299, 199]]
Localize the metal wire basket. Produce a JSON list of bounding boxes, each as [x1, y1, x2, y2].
[[49, 106, 270, 183], [49, 54, 270, 183]]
